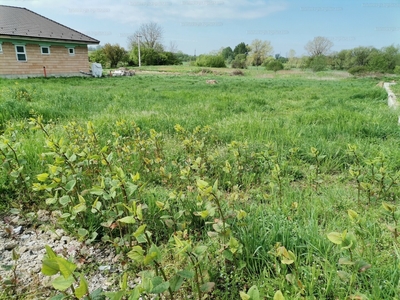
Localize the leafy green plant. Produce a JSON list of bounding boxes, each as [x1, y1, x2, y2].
[[382, 202, 400, 241], [0, 249, 20, 296], [41, 245, 103, 300], [240, 285, 260, 300], [265, 60, 284, 73], [327, 229, 371, 292]]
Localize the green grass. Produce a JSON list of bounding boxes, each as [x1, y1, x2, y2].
[[1, 68, 400, 299]]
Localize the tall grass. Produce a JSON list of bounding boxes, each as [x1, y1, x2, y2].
[[1, 70, 399, 298]]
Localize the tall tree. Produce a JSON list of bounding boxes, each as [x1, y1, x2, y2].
[[305, 36, 333, 57], [247, 39, 273, 66], [128, 22, 163, 50], [102, 43, 126, 68], [221, 46, 234, 61], [233, 42, 249, 57]]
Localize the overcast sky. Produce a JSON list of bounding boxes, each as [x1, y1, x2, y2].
[[1, 0, 399, 56]]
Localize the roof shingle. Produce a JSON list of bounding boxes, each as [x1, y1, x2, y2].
[[0, 5, 100, 44]]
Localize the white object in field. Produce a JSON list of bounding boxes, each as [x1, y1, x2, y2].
[[112, 70, 125, 77], [383, 82, 397, 109], [91, 63, 103, 78]]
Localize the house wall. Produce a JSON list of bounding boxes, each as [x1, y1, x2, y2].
[[0, 41, 90, 77]]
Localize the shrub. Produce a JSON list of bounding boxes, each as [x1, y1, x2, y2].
[[89, 48, 108, 67], [394, 65, 400, 75], [231, 54, 247, 69], [265, 60, 284, 72], [195, 54, 226, 68], [348, 66, 368, 75], [309, 55, 327, 72]]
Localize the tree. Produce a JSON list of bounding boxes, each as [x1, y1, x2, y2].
[[231, 54, 247, 69], [275, 54, 288, 63], [265, 60, 284, 72], [102, 43, 126, 68], [129, 46, 180, 66], [305, 36, 333, 57], [309, 55, 327, 72], [221, 47, 234, 61], [351, 46, 375, 67], [233, 42, 249, 57], [382, 45, 400, 71], [128, 22, 163, 50], [247, 39, 273, 66], [89, 47, 107, 67], [195, 54, 226, 68]]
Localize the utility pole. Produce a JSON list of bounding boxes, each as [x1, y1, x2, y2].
[[137, 34, 142, 67]]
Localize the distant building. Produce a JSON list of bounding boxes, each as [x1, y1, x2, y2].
[[0, 5, 100, 78]]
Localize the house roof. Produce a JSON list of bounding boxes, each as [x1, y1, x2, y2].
[[0, 5, 100, 44]]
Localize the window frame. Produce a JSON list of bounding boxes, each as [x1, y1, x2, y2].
[[15, 45, 27, 62], [41, 45, 50, 55], [68, 47, 75, 56], [0, 43, 3, 54]]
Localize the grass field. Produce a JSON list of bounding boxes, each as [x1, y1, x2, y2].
[[1, 68, 400, 299]]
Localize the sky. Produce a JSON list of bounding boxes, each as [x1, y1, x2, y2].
[[1, 0, 399, 57]]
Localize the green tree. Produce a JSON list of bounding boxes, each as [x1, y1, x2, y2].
[[175, 51, 195, 62], [275, 54, 288, 63], [247, 39, 273, 66], [102, 43, 126, 68], [233, 42, 249, 57], [382, 45, 400, 72], [231, 54, 247, 69], [265, 59, 284, 72], [195, 54, 226, 68], [309, 55, 327, 72], [221, 47, 234, 62], [351, 46, 375, 67], [368, 50, 389, 73], [89, 47, 107, 67]]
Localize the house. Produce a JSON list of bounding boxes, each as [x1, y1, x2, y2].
[[0, 5, 100, 78]]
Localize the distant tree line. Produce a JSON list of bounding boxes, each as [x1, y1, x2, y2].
[[88, 23, 400, 75], [89, 22, 195, 68]]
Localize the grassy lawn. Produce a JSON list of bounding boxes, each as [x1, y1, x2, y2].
[[1, 68, 400, 299]]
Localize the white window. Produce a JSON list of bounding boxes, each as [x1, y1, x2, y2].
[[15, 45, 27, 61], [41, 46, 50, 55], [68, 48, 75, 56], [0, 43, 3, 54]]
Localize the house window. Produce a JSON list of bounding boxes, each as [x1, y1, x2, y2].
[[68, 48, 75, 56], [0, 43, 3, 54], [15, 45, 27, 61], [41, 46, 50, 55]]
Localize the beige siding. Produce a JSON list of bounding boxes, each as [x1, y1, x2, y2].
[[0, 42, 90, 77]]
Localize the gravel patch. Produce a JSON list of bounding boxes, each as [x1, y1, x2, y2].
[[0, 210, 121, 299]]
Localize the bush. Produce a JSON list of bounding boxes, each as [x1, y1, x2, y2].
[[231, 54, 247, 69], [348, 66, 368, 75], [309, 55, 327, 72], [89, 48, 108, 67], [195, 54, 226, 68], [265, 60, 284, 72], [394, 65, 400, 75]]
